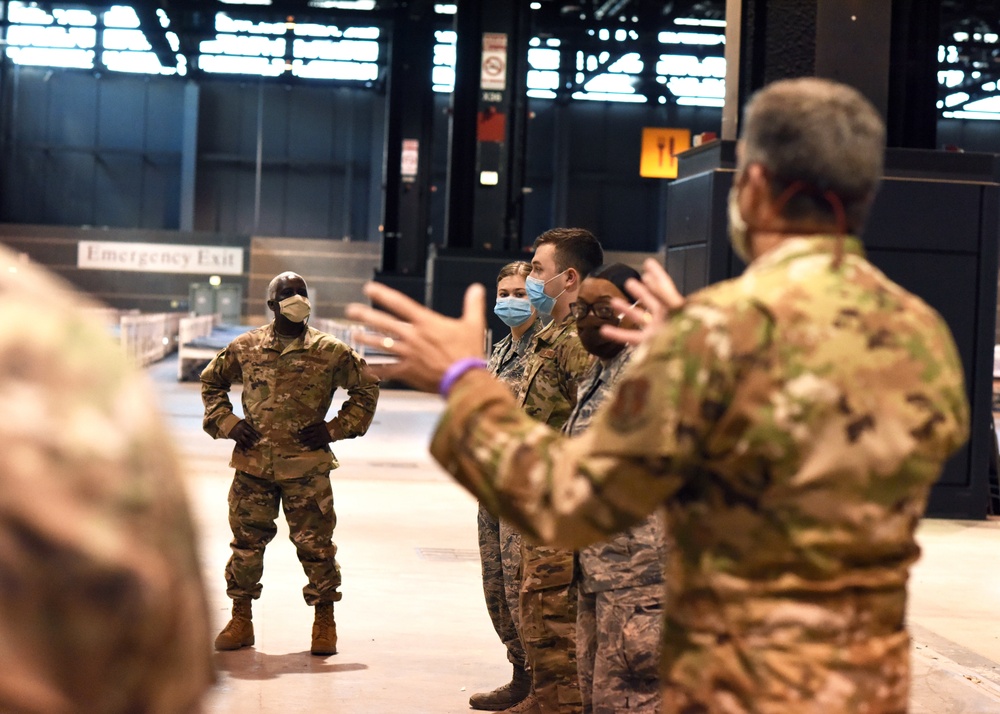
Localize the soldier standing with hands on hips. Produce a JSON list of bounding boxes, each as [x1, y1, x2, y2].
[[202, 271, 380, 657]]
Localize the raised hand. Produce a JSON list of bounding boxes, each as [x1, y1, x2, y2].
[[346, 282, 487, 393], [602, 257, 685, 346]]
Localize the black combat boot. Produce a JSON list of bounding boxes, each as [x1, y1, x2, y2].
[[469, 664, 531, 710]]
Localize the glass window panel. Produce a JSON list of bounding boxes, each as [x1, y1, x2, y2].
[[658, 31, 724, 45], [6, 46, 94, 68], [8, 25, 96, 49], [53, 9, 96, 26], [607, 52, 641, 74], [9, 2, 54, 25], [527, 69, 558, 90], [432, 65, 454, 91], [293, 38, 378, 62], [344, 27, 379, 39], [291, 59, 378, 80], [434, 44, 455, 65], [583, 73, 635, 93], [295, 23, 338, 38], [104, 49, 175, 74], [199, 54, 285, 76], [572, 90, 645, 103], [216, 14, 285, 35], [528, 47, 559, 71], [201, 34, 286, 57], [103, 28, 150, 51], [105, 5, 140, 29]]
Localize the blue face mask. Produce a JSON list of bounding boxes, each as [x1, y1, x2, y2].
[[525, 271, 567, 317], [493, 297, 534, 327]]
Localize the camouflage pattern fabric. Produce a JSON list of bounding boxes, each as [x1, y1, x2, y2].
[[487, 319, 544, 399], [516, 314, 593, 427], [227, 466, 341, 605], [577, 584, 663, 714], [201, 323, 380, 476], [565, 346, 667, 713], [477, 322, 541, 668], [478, 503, 525, 669], [432, 236, 970, 713], [0, 245, 213, 713], [521, 584, 581, 714], [516, 315, 592, 713], [202, 323, 379, 604]]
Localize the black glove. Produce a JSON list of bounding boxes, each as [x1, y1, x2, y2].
[[229, 420, 262, 450], [297, 422, 332, 450]]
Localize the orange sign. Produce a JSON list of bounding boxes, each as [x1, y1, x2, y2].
[[640, 127, 691, 179]]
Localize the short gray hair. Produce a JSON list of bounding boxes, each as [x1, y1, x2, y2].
[[266, 271, 306, 301], [740, 77, 886, 232]]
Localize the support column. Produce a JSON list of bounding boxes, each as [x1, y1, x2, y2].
[[445, 0, 530, 252], [179, 81, 199, 232], [723, 0, 939, 146], [381, 0, 436, 277]]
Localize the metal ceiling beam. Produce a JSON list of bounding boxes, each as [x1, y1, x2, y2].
[[132, 2, 176, 71]]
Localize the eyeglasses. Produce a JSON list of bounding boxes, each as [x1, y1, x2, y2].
[[570, 301, 617, 321]]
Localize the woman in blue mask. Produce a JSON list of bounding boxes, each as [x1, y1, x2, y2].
[[490, 261, 540, 390], [469, 260, 542, 711]]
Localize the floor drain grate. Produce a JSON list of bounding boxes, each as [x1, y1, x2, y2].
[[416, 547, 480, 562]]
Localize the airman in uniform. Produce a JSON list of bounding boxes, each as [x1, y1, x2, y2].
[[567, 264, 667, 714], [511, 229, 601, 714], [202, 271, 379, 656], [474, 261, 542, 711]]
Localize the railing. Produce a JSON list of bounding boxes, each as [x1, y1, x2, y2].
[[311, 317, 395, 364], [119, 312, 183, 367], [177, 314, 221, 380]]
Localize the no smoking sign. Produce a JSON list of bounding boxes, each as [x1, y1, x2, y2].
[[481, 32, 507, 91]]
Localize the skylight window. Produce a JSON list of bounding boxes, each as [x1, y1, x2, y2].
[[105, 5, 141, 28], [0, 4, 994, 120]]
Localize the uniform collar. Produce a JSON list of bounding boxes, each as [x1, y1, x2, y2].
[[536, 312, 576, 346], [748, 235, 865, 274], [265, 322, 313, 351]]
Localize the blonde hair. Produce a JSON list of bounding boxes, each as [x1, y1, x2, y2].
[[496, 261, 531, 285]]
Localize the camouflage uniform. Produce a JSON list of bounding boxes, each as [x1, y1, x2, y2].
[[201, 323, 379, 605], [565, 346, 667, 714], [432, 237, 970, 713], [515, 315, 593, 714], [479, 319, 544, 670], [0, 245, 213, 713]]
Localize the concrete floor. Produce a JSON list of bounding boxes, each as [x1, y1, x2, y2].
[[148, 357, 1000, 713]]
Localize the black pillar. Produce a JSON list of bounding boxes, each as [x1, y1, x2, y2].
[[381, 0, 436, 277], [724, 0, 940, 149], [445, 0, 530, 252], [887, 0, 941, 149]]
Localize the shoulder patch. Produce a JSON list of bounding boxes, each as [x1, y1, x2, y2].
[[608, 377, 650, 433]]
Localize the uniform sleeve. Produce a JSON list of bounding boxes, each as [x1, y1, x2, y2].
[[559, 331, 593, 409], [200, 346, 244, 439], [327, 346, 380, 440], [431, 298, 768, 549], [430, 307, 739, 550]]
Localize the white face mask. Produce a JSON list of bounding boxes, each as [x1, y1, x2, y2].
[[727, 186, 752, 263], [278, 294, 311, 323]]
